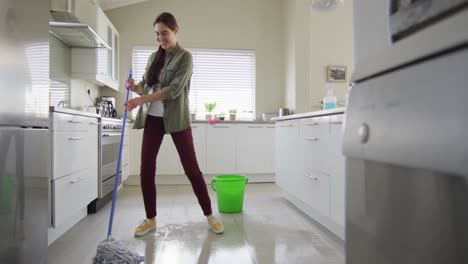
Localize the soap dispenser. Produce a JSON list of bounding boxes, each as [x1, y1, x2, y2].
[[323, 83, 337, 110]]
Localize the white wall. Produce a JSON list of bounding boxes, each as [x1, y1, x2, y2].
[[103, 0, 285, 120], [284, 0, 354, 113], [309, 0, 354, 109], [49, 35, 101, 108]]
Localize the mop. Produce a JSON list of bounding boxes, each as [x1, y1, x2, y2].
[[93, 69, 145, 264]]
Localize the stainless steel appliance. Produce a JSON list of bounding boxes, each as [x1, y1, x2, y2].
[[278, 108, 289, 117], [49, 0, 110, 49], [100, 96, 117, 118], [0, 0, 49, 263], [88, 118, 122, 213], [345, 1, 468, 263]]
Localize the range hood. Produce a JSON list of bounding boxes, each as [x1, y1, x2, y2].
[[49, 0, 111, 49]]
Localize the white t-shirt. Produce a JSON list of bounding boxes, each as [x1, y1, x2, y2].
[[147, 84, 164, 117]]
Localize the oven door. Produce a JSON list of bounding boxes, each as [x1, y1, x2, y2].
[[100, 132, 122, 198], [353, 0, 468, 82], [344, 43, 468, 263]]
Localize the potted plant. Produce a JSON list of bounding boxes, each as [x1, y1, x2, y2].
[[228, 109, 237, 121], [219, 112, 225, 121], [190, 109, 197, 121], [204, 102, 216, 120]]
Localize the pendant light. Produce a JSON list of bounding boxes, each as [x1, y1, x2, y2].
[[310, 0, 344, 11]]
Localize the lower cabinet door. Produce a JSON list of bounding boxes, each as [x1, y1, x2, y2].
[[52, 168, 97, 227], [299, 169, 331, 218]]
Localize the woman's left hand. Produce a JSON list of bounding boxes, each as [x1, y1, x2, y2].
[[124, 97, 143, 111]]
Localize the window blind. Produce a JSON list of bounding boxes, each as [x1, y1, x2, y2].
[[132, 47, 256, 120]]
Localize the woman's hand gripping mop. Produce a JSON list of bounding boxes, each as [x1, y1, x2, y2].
[[93, 69, 145, 264]]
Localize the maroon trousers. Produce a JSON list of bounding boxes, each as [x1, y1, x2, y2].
[[140, 115, 212, 219]]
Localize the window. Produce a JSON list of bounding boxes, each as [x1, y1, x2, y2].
[[132, 47, 256, 120]]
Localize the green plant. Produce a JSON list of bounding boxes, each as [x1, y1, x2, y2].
[[219, 112, 225, 117], [190, 108, 197, 114], [228, 108, 236, 114], [205, 102, 216, 113]]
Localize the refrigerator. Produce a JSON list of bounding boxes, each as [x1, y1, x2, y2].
[[0, 0, 50, 263], [344, 1, 468, 264]]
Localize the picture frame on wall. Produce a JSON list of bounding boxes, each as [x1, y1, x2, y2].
[[327, 65, 347, 83]]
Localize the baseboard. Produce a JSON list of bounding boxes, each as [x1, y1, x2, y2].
[[48, 208, 87, 246], [283, 190, 345, 242]]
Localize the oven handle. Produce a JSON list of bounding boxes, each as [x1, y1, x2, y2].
[[102, 133, 121, 137]]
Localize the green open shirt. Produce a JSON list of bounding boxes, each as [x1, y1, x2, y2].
[[134, 43, 192, 133]]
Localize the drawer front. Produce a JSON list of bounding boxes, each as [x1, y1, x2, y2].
[[301, 117, 330, 174], [53, 131, 89, 179], [300, 116, 330, 138], [52, 168, 98, 227], [301, 170, 331, 217], [53, 113, 97, 132]]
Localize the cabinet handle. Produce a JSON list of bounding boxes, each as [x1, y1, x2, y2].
[[89, 122, 100, 125], [304, 122, 319, 126], [70, 177, 85, 183], [68, 120, 83, 124], [266, 126, 275, 128], [279, 124, 293, 127], [248, 126, 263, 128], [192, 126, 198, 128], [213, 126, 229, 128], [68, 137, 85, 141], [304, 137, 319, 141], [304, 174, 319, 181], [331, 121, 343, 124]]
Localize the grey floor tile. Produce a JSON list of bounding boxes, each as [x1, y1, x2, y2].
[[48, 183, 344, 264]]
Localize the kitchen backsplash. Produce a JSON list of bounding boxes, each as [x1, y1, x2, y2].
[[70, 79, 101, 109]]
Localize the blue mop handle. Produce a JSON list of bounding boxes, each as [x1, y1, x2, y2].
[[107, 69, 132, 240]]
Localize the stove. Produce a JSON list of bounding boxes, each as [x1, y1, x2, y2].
[[88, 118, 123, 213]]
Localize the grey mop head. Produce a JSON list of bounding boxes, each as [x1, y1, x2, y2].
[[93, 238, 144, 264]]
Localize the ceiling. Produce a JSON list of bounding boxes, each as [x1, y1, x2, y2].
[[95, 0, 149, 10]]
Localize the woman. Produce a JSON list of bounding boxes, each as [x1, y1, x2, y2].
[[124, 12, 224, 236]]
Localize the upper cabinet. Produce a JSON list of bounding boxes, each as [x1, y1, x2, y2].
[[70, 5, 119, 90], [74, 0, 98, 30]]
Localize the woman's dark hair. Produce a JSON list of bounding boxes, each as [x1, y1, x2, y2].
[[146, 12, 179, 87]]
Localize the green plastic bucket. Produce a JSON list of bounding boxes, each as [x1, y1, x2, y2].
[[0, 176, 15, 213], [211, 174, 248, 213]]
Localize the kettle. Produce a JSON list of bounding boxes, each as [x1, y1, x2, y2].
[[278, 108, 289, 117]]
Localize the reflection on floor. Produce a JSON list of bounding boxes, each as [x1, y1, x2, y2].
[[48, 183, 344, 264]]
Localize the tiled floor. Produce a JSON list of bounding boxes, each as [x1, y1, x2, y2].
[[48, 183, 345, 264]]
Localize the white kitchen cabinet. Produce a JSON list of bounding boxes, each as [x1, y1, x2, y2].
[[275, 113, 345, 239], [301, 169, 331, 217], [236, 124, 275, 174], [206, 124, 237, 174], [52, 168, 96, 227], [121, 123, 130, 182], [156, 135, 181, 175], [71, 6, 119, 90], [74, 0, 98, 30], [191, 124, 207, 173], [300, 116, 331, 175], [275, 119, 300, 189], [329, 115, 345, 227], [50, 113, 98, 227]]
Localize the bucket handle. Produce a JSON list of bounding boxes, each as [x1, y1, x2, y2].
[[211, 179, 216, 192]]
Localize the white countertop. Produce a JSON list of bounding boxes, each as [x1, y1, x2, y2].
[[50, 106, 100, 118], [271, 107, 345, 121]]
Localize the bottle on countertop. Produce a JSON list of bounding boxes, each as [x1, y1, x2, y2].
[[346, 82, 353, 108], [323, 83, 337, 110]]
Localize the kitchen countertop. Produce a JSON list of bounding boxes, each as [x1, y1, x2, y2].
[[50, 106, 100, 118], [191, 120, 275, 124], [271, 107, 345, 121]]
